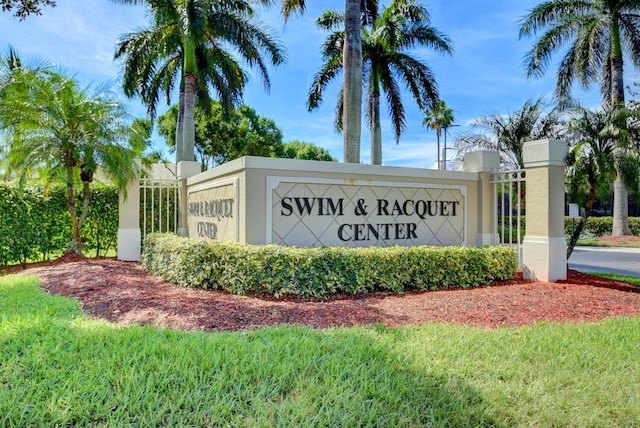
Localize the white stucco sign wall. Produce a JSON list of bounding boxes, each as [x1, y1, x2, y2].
[[267, 177, 466, 247]]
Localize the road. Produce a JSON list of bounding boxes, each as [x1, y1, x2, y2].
[[568, 246, 640, 277]]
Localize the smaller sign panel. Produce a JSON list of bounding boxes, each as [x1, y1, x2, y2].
[[187, 178, 238, 242], [569, 203, 580, 218]]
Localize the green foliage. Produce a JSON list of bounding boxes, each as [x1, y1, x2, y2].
[[497, 215, 525, 243], [80, 185, 119, 257], [142, 234, 518, 299], [0, 183, 118, 265], [1, 0, 55, 19], [0, 184, 40, 267], [157, 103, 285, 169], [564, 216, 640, 237], [282, 140, 337, 161]]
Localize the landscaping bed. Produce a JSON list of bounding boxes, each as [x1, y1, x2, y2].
[[15, 254, 640, 331]]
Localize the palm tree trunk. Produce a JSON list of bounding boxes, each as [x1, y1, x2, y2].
[[175, 78, 186, 162], [371, 68, 382, 165], [65, 162, 82, 254], [343, 0, 362, 164], [182, 74, 196, 162], [436, 129, 441, 169], [567, 172, 597, 258], [611, 47, 629, 236], [181, 38, 196, 163]]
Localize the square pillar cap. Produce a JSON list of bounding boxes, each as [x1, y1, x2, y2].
[[463, 150, 500, 173], [523, 139, 567, 168]]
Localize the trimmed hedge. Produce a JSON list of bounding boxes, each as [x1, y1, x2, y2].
[[0, 183, 119, 266], [564, 216, 640, 237], [142, 233, 519, 299]]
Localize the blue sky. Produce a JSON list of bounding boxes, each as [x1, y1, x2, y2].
[[1, 0, 609, 168]]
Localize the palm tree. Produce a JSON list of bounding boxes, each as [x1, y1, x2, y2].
[[308, 0, 452, 165], [113, 0, 285, 163], [453, 98, 562, 170], [565, 105, 640, 255], [519, 0, 640, 235], [423, 99, 454, 169], [0, 46, 50, 180], [263, 0, 366, 163], [0, 65, 143, 254], [565, 107, 616, 257]]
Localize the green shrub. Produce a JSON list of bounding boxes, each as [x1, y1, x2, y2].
[[563, 216, 640, 237], [497, 215, 525, 243], [0, 183, 119, 265], [142, 234, 519, 299], [0, 185, 40, 267]]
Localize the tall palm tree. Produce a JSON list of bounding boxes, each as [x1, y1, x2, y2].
[[113, 0, 285, 163], [308, 0, 452, 165], [423, 99, 454, 169], [453, 98, 562, 170], [0, 65, 143, 254], [519, 0, 640, 235], [264, 0, 366, 163]]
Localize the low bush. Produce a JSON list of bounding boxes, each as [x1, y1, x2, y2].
[[142, 233, 518, 299], [564, 216, 640, 237]]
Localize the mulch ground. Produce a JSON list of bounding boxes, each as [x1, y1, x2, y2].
[[6, 252, 640, 331]]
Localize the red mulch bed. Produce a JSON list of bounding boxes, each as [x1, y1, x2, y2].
[[4, 253, 639, 331]]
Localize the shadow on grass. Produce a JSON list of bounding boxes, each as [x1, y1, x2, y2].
[[0, 275, 499, 426]]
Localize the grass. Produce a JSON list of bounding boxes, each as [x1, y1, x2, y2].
[[576, 237, 640, 248], [2, 275, 640, 426], [586, 272, 640, 286]]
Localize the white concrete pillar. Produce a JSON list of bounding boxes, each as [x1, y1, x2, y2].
[[522, 139, 567, 281], [117, 176, 141, 261], [464, 150, 500, 245], [176, 160, 201, 236]]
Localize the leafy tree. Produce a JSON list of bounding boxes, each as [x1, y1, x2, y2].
[[0, 60, 143, 254], [308, 0, 452, 165], [519, 0, 640, 235], [113, 0, 285, 163], [1, 0, 55, 19], [157, 102, 285, 168], [282, 140, 337, 161], [565, 106, 640, 255], [423, 99, 454, 169], [453, 98, 562, 170]]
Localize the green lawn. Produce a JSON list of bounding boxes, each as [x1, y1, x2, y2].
[[2, 275, 639, 427], [576, 237, 640, 248], [587, 272, 640, 286]]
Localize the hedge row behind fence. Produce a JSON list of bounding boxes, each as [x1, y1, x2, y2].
[[498, 216, 640, 242], [142, 233, 519, 299], [0, 183, 118, 267], [565, 216, 640, 237]]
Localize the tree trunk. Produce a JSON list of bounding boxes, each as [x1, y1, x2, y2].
[[175, 80, 186, 162], [181, 38, 196, 163], [612, 171, 629, 235], [610, 27, 629, 236], [567, 175, 597, 258], [436, 129, 441, 169], [182, 72, 196, 163], [343, 0, 362, 164], [65, 162, 82, 254], [371, 85, 382, 166]]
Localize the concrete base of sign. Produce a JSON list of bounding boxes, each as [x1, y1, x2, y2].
[[522, 236, 567, 282], [117, 228, 141, 261]]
